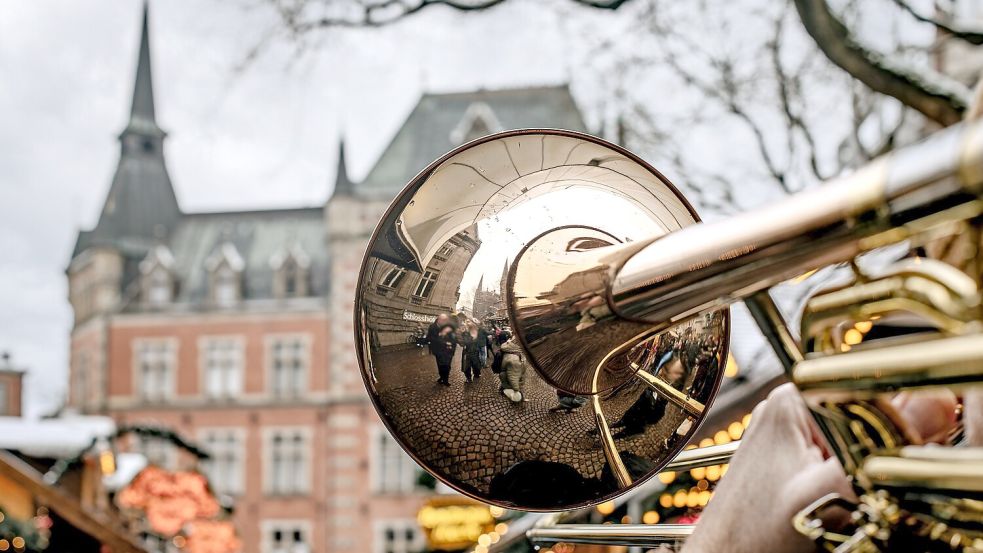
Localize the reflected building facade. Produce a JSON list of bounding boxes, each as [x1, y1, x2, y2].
[[362, 227, 481, 352], [65, 6, 591, 552]]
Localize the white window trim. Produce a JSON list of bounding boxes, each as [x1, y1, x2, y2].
[[370, 425, 423, 495], [198, 335, 246, 400], [197, 426, 246, 496], [260, 519, 313, 553], [131, 337, 178, 401], [373, 519, 425, 553], [264, 333, 312, 398], [262, 426, 312, 496]]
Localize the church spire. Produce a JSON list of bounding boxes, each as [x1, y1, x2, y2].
[[81, 1, 180, 254], [333, 138, 355, 196], [124, 1, 163, 139]]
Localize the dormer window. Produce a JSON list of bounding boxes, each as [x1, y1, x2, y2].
[[271, 245, 311, 299], [147, 268, 172, 305], [206, 242, 245, 308], [139, 245, 176, 307], [213, 265, 239, 307], [449, 102, 503, 144]]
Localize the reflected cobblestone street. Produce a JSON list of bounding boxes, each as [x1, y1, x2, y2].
[[374, 346, 687, 500]]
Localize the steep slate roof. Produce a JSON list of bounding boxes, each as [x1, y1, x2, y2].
[[166, 207, 328, 302], [355, 85, 588, 200], [73, 2, 179, 259]]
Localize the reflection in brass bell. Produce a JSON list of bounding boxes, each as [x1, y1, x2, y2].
[[355, 129, 729, 511]]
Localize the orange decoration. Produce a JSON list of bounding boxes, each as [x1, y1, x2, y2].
[[185, 520, 242, 553], [118, 466, 222, 537]]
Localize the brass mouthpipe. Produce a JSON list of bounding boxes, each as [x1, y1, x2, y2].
[[610, 120, 983, 326]]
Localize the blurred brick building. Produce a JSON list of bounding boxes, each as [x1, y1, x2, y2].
[[66, 6, 586, 553]]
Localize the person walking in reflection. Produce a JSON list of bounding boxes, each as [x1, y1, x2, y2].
[[610, 350, 687, 438], [499, 338, 528, 402], [459, 320, 488, 383], [427, 313, 456, 386]]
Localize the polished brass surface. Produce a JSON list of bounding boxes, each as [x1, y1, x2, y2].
[[794, 333, 983, 397], [800, 257, 981, 353], [354, 117, 983, 546], [356, 129, 728, 510], [527, 523, 694, 547], [610, 120, 983, 327]]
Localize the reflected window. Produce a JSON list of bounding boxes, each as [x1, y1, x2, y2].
[[202, 338, 243, 400], [433, 245, 454, 260], [412, 271, 438, 300], [379, 268, 406, 289]]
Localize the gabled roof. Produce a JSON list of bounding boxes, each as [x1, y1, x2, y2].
[[355, 84, 588, 200], [164, 207, 328, 303]]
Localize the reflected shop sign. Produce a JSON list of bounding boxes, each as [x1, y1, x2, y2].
[[403, 310, 437, 324], [417, 497, 494, 551]]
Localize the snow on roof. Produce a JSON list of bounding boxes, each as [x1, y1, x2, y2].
[[0, 415, 116, 458]]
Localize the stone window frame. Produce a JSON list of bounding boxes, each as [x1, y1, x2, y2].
[[260, 519, 312, 553], [198, 426, 246, 496], [411, 270, 439, 302], [139, 246, 177, 307], [198, 335, 245, 401], [372, 518, 425, 553], [264, 333, 311, 398], [205, 242, 245, 308], [369, 425, 425, 495], [262, 426, 311, 496], [132, 337, 177, 402], [271, 247, 311, 299]]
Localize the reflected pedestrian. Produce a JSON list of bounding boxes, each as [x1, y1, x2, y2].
[[427, 313, 456, 386], [459, 320, 488, 383], [499, 338, 528, 402]]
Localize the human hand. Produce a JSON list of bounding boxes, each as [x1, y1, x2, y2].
[[681, 383, 957, 553]]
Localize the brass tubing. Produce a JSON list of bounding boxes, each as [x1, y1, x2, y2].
[[610, 120, 983, 327], [664, 441, 739, 471], [745, 290, 804, 373], [527, 524, 694, 547], [793, 333, 983, 396], [635, 370, 705, 417], [862, 453, 983, 493]]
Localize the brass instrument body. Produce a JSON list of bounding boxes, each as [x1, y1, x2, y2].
[[355, 119, 983, 549]]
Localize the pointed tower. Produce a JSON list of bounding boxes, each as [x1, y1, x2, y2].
[[332, 138, 355, 197], [83, 2, 181, 254]]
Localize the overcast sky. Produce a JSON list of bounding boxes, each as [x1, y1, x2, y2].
[[0, 0, 638, 415]]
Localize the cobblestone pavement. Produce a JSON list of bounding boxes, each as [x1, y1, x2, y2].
[[372, 346, 691, 504]]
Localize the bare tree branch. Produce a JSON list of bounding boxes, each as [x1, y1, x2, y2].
[[794, 0, 968, 127], [891, 0, 983, 46], [768, 9, 832, 181], [272, 0, 633, 32]]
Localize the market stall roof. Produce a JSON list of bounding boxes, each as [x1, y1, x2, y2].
[[0, 451, 145, 553], [0, 415, 115, 458]]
